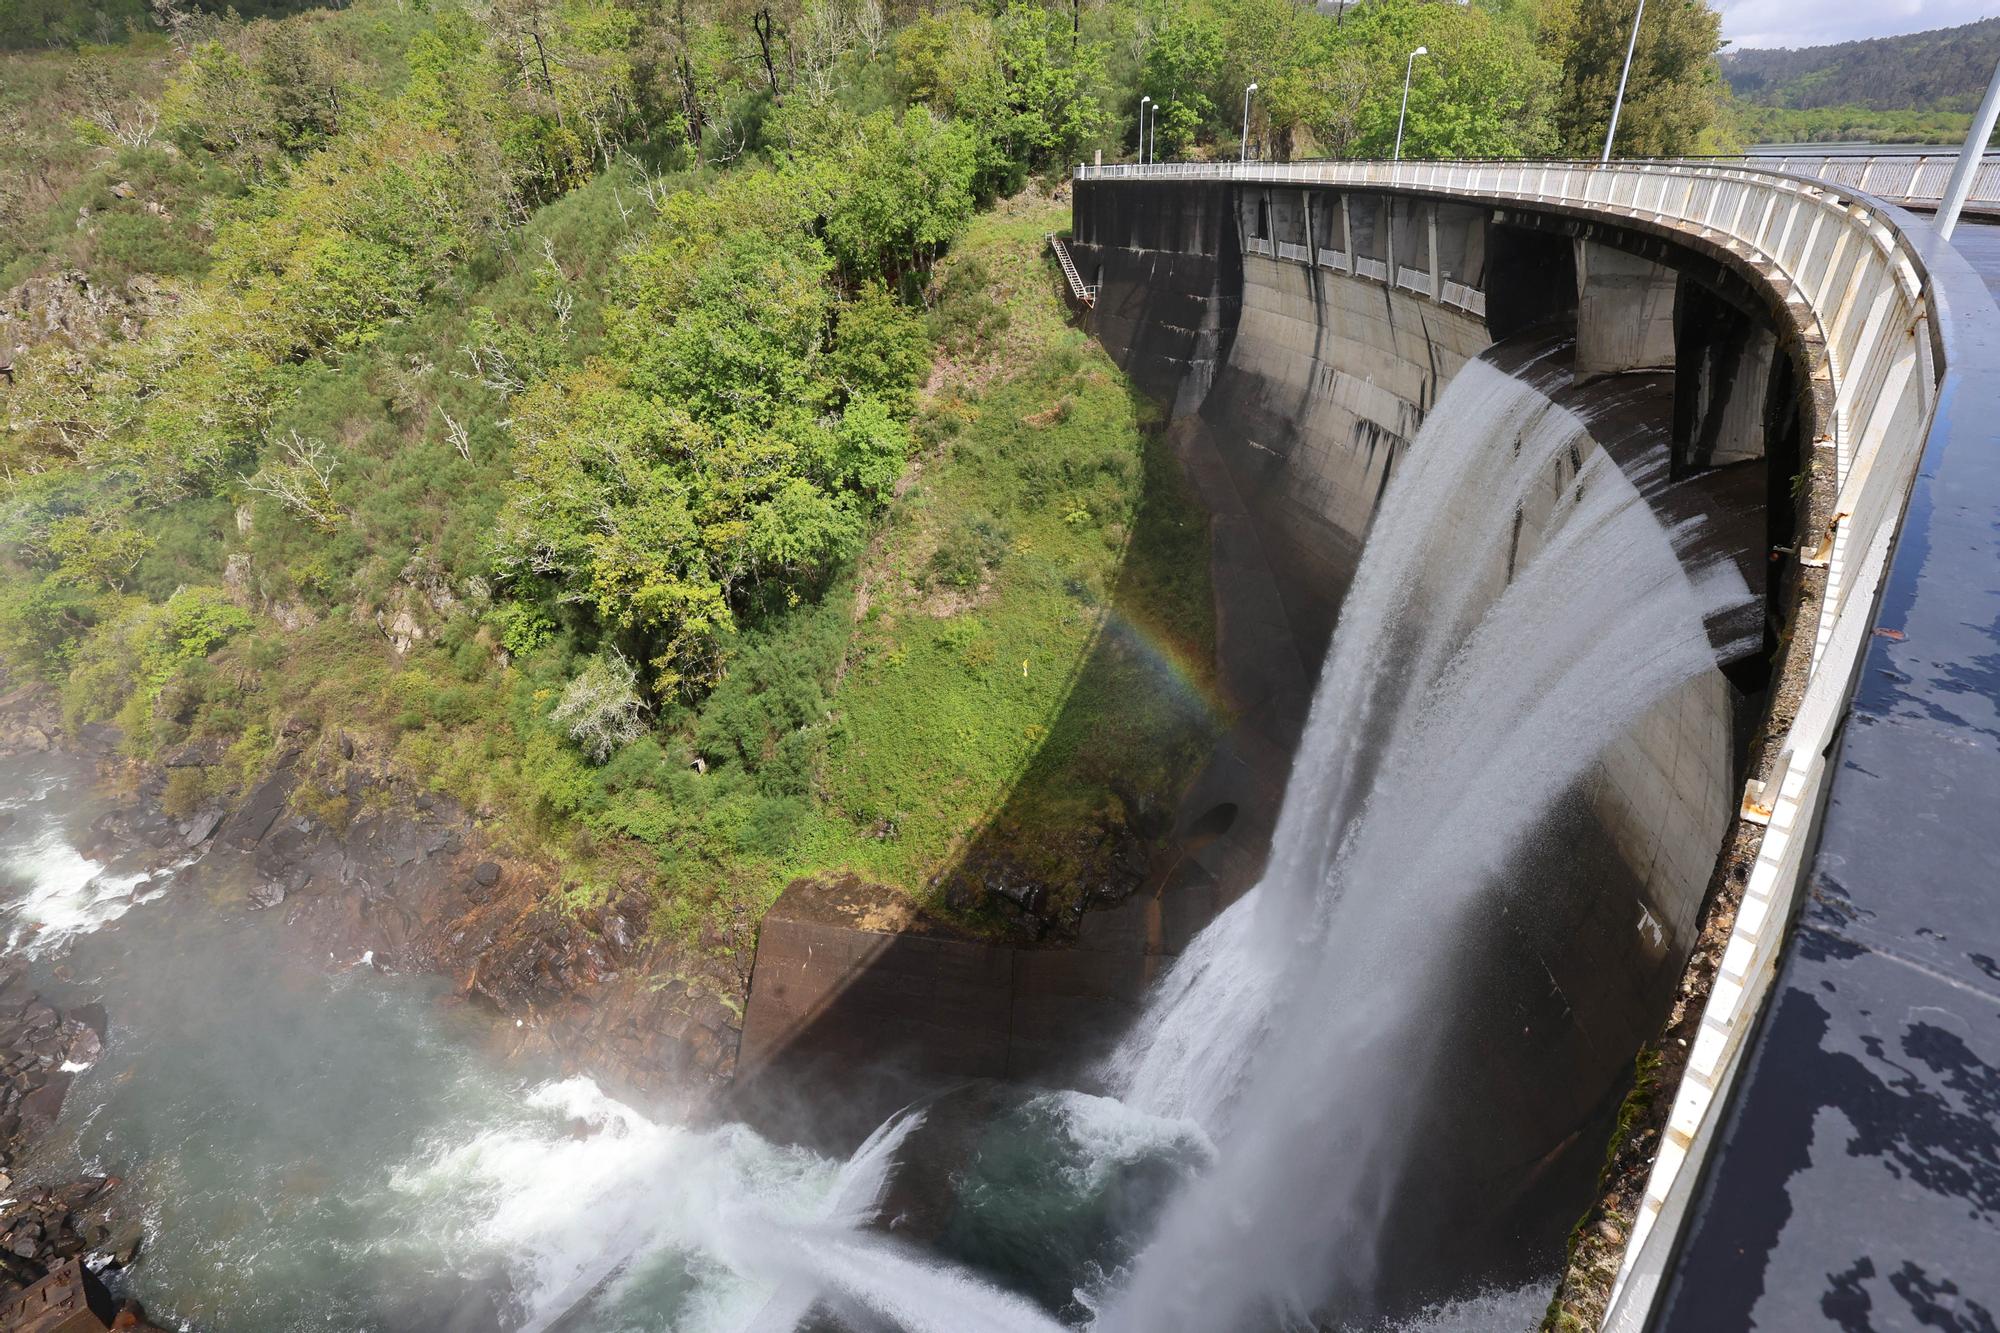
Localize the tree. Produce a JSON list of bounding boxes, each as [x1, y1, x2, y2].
[[899, 2, 1105, 192], [1549, 0, 1725, 157], [810, 108, 978, 284], [1138, 4, 1224, 158], [995, 1, 1106, 174], [1335, 0, 1556, 160], [255, 21, 345, 154], [159, 39, 281, 177], [551, 650, 648, 761]]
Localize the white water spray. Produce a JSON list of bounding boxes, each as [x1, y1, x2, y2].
[[1, 822, 157, 956], [1097, 359, 1749, 1330]]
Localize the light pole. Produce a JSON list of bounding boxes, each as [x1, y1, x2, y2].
[[1139, 96, 1150, 165], [1240, 82, 1259, 165], [1939, 57, 2000, 238], [1150, 101, 1159, 164], [1603, 0, 1646, 162], [1394, 47, 1428, 162]]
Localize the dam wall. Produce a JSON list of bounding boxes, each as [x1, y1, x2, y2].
[[740, 172, 1785, 1195], [1059, 177, 1801, 1289], [1071, 176, 1775, 974], [735, 157, 1984, 1325]]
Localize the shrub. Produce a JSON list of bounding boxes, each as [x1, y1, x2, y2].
[[549, 651, 646, 762], [161, 768, 212, 819], [927, 515, 1010, 589], [931, 256, 1009, 357]]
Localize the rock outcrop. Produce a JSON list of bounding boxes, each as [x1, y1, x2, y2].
[[137, 740, 745, 1109], [0, 964, 143, 1302]]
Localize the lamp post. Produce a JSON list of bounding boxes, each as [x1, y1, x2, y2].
[[1150, 101, 1159, 164], [1602, 0, 1646, 162], [1240, 82, 1259, 165], [1394, 46, 1428, 162], [1139, 96, 1150, 165], [1939, 57, 2000, 238]]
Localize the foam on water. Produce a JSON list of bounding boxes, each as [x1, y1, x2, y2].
[[390, 1076, 819, 1329], [391, 1080, 1065, 1333], [0, 823, 155, 957], [1031, 1090, 1214, 1194], [1379, 1282, 1548, 1333]]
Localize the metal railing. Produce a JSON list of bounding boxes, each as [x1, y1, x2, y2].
[[1074, 157, 1948, 1331], [1734, 151, 2000, 209], [1079, 151, 2000, 210]]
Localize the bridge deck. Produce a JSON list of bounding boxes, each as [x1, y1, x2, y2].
[[1650, 216, 2000, 1330], [1951, 219, 2000, 299]]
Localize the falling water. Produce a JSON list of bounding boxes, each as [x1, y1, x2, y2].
[[0, 356, 1747, 1333], [1096, 358, 1750, 1330]]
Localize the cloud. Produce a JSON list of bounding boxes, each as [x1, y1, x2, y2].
[[1715, 0, 2000, 50]]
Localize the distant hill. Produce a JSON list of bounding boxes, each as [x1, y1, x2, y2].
[[1723, 18, 2000, 112], [0, 0, 322, 50]]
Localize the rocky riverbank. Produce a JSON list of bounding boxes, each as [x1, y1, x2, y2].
[[0, 961, 154, 1323], [3, 678, 745, 1120]]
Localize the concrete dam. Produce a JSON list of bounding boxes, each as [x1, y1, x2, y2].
[[729, 158, 2000, 1330]]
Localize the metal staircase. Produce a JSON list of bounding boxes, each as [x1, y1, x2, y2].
[[1047, 233, 1096, 307]]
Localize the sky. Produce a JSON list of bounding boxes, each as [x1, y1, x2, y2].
[[1716, 0, 2000, 49]]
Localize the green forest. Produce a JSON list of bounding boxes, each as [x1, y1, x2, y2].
[[1720, 16, 2000, 146], [0, 0, 1730, 957]]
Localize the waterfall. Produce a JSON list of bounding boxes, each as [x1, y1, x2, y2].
[[1095, 358, 1750, 1330], [0, 357, 1751, 1333]]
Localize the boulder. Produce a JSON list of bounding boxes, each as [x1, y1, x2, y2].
[[471, 862, 501, 887], [387, 608, 423, 655], [62, 1028, 100, 1069], [222, 553, 255, 609], [74, 723, 120, 756], [162, 738, 228, 769], [247, 882, 286, 911], [271, 601, 318, 632], [15, 1073, 69, 1140], [220, 759, 298, 850], [180, 809, 222, 849]]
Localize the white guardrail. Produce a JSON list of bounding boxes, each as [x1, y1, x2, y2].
[[1075, 157, 1946, 1329], [1741, 151, 2000, 209]]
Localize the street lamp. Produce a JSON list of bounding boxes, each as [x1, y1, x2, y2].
[[1139, 96, 1151, 165], [1603, 0, 1646, 161], [1394, 46, 1428, 162], [1240, 82, 1259, 165], [1150, 101, 1159, 164]]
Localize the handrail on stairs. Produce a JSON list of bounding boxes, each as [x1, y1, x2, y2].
[[1047, 232, 1096, 307]]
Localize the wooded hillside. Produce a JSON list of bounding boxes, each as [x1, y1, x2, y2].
[[0, 0, 1732, 959], [1722, 17, 2000, 112]]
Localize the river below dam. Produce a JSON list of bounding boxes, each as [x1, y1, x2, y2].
[[0, 752, 1544, 1332], [0, 752, 1225, 1332], [0, 694, 1553, 1333], [0, 354, 1713, 1333]]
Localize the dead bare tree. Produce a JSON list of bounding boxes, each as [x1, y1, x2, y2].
[[751, 7, 783, 101], [243, 431, 345, 531]]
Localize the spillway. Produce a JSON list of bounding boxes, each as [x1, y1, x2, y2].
[[725, 166, 1806, 1328], [1100, 354, 1749, 1329]]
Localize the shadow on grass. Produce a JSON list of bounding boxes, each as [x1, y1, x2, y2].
[[728, 358, 1315, 1145]]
